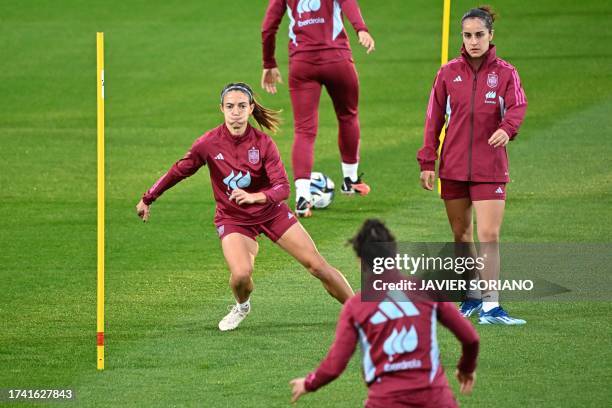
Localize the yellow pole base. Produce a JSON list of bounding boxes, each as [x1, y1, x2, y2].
[[97, 345, 105, 370]]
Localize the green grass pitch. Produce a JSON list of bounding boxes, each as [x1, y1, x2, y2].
[[1, 0, 611, 406]]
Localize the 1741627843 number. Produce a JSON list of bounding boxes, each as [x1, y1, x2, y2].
[[3, 389, 75, 400]]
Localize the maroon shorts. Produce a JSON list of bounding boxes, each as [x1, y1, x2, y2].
[[215, 203, 298, 242], [365, 386, 458, 408], [440, 179, 507, 201]]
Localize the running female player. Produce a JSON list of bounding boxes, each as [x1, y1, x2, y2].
[[417, 7, 527, 324], [261, 0, 375, 217], [290, 219, 479, 407], [136, 82, 354, 331]]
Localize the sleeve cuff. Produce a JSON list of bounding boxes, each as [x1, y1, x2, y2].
[[262, 191, 274, 204], [142, 194, 154, 206], [419, 163, 435, 172], [499, 125, 517, 140], [304, 372, 317, 392], [263, 60, 278, 69], [457, 361, 476, 375]]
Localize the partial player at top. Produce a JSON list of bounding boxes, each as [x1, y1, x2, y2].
[[261, 0, 375, 217]]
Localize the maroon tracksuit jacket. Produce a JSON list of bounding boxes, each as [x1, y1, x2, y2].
[[418, 45, 527, 182], [142, 123, 290, 225], [305, 291, 479, 407], [262, 0, 368, 68]]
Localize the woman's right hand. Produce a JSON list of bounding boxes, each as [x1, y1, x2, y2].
[[289, 378, 307, 403], [420, 170, 436, 191], [261, 68, 283, 94], [455, 369, 476, 395], [136, 199, 150, 222]]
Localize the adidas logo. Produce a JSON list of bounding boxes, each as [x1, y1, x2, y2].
[[214, 153, 224, 160], [288, 212, 294, 219], [369, 290, 420, 325], [485, 91, 496, 99], [453, 75, 462, 82], [495, 187, 504, 194]]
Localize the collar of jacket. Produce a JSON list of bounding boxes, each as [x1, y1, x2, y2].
[[222, 122, 253, 145], [460, 43, 497, 71]]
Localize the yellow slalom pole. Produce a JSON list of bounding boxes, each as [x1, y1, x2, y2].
[[441, 0, 451, 66], [96, 32, 105, 371], [437, 0, 452, 194]]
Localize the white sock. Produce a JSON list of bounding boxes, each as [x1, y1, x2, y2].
[[295, 178, 311, 202], [482, 301, 499, 312], [481, 290, 499, 312], [341, 162, 359, 182], [238, 298, 250, 312]]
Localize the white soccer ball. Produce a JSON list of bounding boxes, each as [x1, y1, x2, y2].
[[310, 172, 335, 209]]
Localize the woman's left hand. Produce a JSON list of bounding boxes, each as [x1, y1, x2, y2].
[[229, 189, 265, 205], [488, 129, 510, 147], [289, 378, 307, 403], [229, 189, 254, 205], [358, 31, 375, 54]]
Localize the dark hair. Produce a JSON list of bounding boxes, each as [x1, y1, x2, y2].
[[461, 5, 497, 32], [348, 219, 397, 269], [220, 82, 282, 133]]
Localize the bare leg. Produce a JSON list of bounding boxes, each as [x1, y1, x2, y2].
[[276, 223, 354, 303], [444, 198, 479, 299], [444, 198, 474, 243], [221, 233, 259, 303], [473, 200, 506, 304], [473, 200, 505, 243]]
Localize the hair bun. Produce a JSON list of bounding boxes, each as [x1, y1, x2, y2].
[[477, 5, 497, 22]]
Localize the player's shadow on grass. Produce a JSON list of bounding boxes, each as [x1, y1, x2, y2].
[[194, 320, 337, 333]]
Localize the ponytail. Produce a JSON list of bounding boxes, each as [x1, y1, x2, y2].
[[252, 98, 282, 134], [220, 82, 282, 133]]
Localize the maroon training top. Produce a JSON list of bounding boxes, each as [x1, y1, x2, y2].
[[417, 45, 527, 182], [142, 123, 290, 226], [304, 291, 479, 399], [262, 0, 369, 69]]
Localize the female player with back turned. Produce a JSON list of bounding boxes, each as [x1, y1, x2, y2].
[[417, 6, 527, 324], [136, 82, 353, 331], [290, 219, 480, 407], [261, 0, 375, 217]]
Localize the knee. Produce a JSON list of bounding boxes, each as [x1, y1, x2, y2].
[[451, 226, 472, 243], [478, 228, 500, 243], [304, 257, 329, 280], [293, 130, 317, 144], [336, 110, 358, 122], [230, 267, 253, 286]]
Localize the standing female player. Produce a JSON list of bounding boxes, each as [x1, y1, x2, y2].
[[417, 7, 527, 324], [136, 82, 354, 331], [290, 219, 479, 407], [261, 0, 375, 217]]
